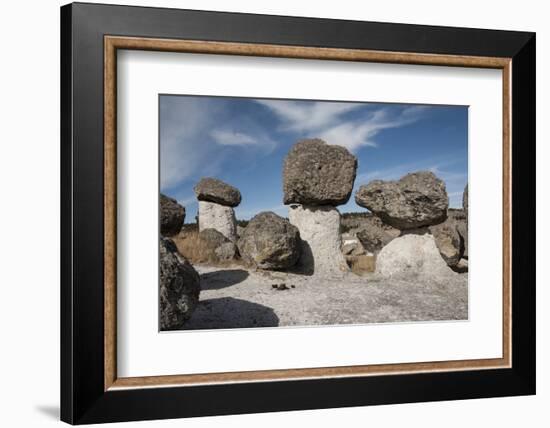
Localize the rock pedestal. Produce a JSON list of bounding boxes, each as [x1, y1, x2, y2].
[[198, 200, 237, 242], [283, 139, 357, 276], [288, 205, 348, 276], [375, 233, 455, 278]]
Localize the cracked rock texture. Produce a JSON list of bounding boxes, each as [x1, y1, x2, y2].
[[283, 139, 357, 206], [160, 193, 185, 236], [159, 238, 201, 330], [355, 171, 448, 230], [194, 177, 241, 207], [238, 211, 301, 270]]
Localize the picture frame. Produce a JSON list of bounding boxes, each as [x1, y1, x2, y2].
[[60, 2, 535, 424]]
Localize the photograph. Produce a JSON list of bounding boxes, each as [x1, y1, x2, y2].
[[158, 95, 469, 331]]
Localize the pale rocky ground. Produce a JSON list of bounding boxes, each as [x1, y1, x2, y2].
[[182, 265, 468, 330]]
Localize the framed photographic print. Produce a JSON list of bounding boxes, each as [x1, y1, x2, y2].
[[60, 2, 536, 424]]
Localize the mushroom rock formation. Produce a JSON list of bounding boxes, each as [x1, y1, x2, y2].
[[283, 139, 357, 276], [237, 211, 301, 270], [194, 177, 241, 242], [160, 193, 185, 236], [159, 237, 201, 330], [355, 171, 449, 230]]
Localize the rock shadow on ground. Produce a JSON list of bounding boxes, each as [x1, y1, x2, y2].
[[199, 269, 249, 290], [183, 297, 280, 330]]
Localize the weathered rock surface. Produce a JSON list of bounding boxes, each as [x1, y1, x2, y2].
[[283, 139, 357, 206], [429, 217, 463, 267], [355, 171, 449, 229], [460, 185, 469, 259], [456, 222, 468, 259], [238, 212, 301, 270], [289, 205, 348, 276], [198, 200, 237, 242], [355, 216, 400, 254], [376, 233, 456, 278], [341, 235, 366, 256], [198, 228, 238, 262], [160, 194, 185, 236], [159, 237, 201, 330], [194, 177, 241, 207], [463, 184, 468, 215]]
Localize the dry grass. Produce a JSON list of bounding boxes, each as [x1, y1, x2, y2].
[[171, 229, 243, 267], [346, 255, 376, 275]]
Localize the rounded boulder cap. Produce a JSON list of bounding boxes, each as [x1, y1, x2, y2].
[[194, 177, 242, 207]]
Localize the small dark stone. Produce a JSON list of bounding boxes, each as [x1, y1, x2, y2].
[[291, 285, 295, 289], [272, 284, 278, 289]]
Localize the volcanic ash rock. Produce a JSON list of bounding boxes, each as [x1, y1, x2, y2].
[[198, 228, 238, 262], [355, 171, 449, 230], [238, 211, 301, 270], [283, 139, 357, 206], [194, 177, 241, 207], [375, 233, 455, 278], [198, 200, 237, 242], [288, 205, 349, 276], [355, 215, 400, 255], [160, 193, 185, 236], [429, 216, 464, 267], [159, 238, 201, 330]]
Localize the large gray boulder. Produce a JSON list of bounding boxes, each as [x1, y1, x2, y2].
[[198, 228, 238, 262], [283, 139, 357, 206], [159, 238, 201, 330], [355, 215, 400, 254], [238, 212, 301, 270], [429, 217, 463, 267], [376, 233, 455, 278], [194, 177, 241, 207], [160, 194, 185, 236], [355, 171, 449, 229]]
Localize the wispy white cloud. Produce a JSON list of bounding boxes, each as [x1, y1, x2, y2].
[[257, 100, 428, 152], [210, 128, 277, 152], [210, 129, 257, 146], [255, 100, 362, 133]]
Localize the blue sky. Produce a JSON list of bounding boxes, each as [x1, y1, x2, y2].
[[160, 95, 468, 221]]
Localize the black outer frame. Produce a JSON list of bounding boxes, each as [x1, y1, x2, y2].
[[60, 2, 536, 424]]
